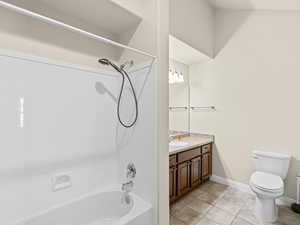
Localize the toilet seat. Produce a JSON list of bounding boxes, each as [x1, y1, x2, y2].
[[250, 171, 283, 193]]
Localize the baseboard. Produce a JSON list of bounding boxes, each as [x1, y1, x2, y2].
[[210, 174, 296, 206], [210, 174, 253, 194], [276, 196, 296, 206]]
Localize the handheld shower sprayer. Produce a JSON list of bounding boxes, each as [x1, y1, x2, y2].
[[98, 58, 138, 128], [98, 58, 110, 66]]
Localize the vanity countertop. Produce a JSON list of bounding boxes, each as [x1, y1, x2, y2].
[[169, 133, 214, 155]]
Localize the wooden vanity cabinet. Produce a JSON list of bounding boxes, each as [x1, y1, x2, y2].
[[169, 166, 177, 201], [169, 143, 213, 202], [177, 161, 191, 196], [191, 156, 202, 187], [169, 155, 177, 201], [202, 152, 211, 179]]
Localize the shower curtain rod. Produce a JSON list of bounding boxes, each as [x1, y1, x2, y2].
[[0, 1, 156, 59]]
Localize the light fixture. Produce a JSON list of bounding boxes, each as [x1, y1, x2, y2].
[[168, 69, 184, 84], [169, 69, 175, 84], [177, 72, 184, 83]]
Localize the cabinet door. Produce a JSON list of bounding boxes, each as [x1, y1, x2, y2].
[[169, 167, 177, 201], [177, 162, 190, 197], [191, 156, 202, 187], [202, 152, 211, 178]]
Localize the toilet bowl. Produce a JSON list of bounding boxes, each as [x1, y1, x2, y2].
[[250, 151, 290, 223], [250, 171, 284, 222]]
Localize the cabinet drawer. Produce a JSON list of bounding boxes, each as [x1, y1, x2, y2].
[[202, 144, 211, 154], [178, 148, 201, 163], [169, 155, 177, 167]]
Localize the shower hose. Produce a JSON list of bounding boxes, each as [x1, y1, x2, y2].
[[98, 59, 138, 128]]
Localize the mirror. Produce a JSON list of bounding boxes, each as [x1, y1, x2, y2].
[[169, 59, 190, 133], [169, 35, 211, 134]]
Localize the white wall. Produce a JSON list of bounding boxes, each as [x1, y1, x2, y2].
[[169, 59, 189, 132], [190, 9, 300, 200], [170, 0, 215, 57]]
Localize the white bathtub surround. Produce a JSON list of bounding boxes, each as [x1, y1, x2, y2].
[[0, 50, 155, 225], [8, 187, 152, 225]]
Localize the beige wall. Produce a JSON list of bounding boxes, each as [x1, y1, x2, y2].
[[169, 59, 189, 132], [170, 0, 215, 57], [190, 9, 300, 200]]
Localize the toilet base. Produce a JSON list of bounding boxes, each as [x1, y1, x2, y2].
[[254, 196, 278, 223]]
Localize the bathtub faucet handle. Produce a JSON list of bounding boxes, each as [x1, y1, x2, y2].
[[126, 163, 136, 179]]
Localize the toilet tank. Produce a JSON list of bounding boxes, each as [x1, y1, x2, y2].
[[252, 150, 291, 180]]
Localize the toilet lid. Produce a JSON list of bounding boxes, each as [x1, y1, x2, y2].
[[250, 172, 283, 191]]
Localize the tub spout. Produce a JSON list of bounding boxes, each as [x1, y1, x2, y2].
[[121, 181, 133, 205], [122, 180, 134, 193]]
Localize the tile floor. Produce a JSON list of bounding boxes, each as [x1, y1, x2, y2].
[[170, 181, 300, 225]]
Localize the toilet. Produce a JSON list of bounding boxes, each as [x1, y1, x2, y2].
[[250, 150, 290, 223]]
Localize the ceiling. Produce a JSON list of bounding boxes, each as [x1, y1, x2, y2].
[[169, 35, 210, 65], [209, 0, 300, 11]]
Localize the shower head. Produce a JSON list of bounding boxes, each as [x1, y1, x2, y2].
[[96, 57, 138, 128], [98, 58, 111, 66], [98, 58, 134, 70]]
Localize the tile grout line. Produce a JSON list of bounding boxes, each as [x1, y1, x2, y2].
[[171, 181, 251, 225]]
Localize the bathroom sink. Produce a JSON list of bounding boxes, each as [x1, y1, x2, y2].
[[169, 140, 189, 147]]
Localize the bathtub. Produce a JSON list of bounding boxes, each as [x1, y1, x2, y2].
[[9, 188, 152, 225]]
